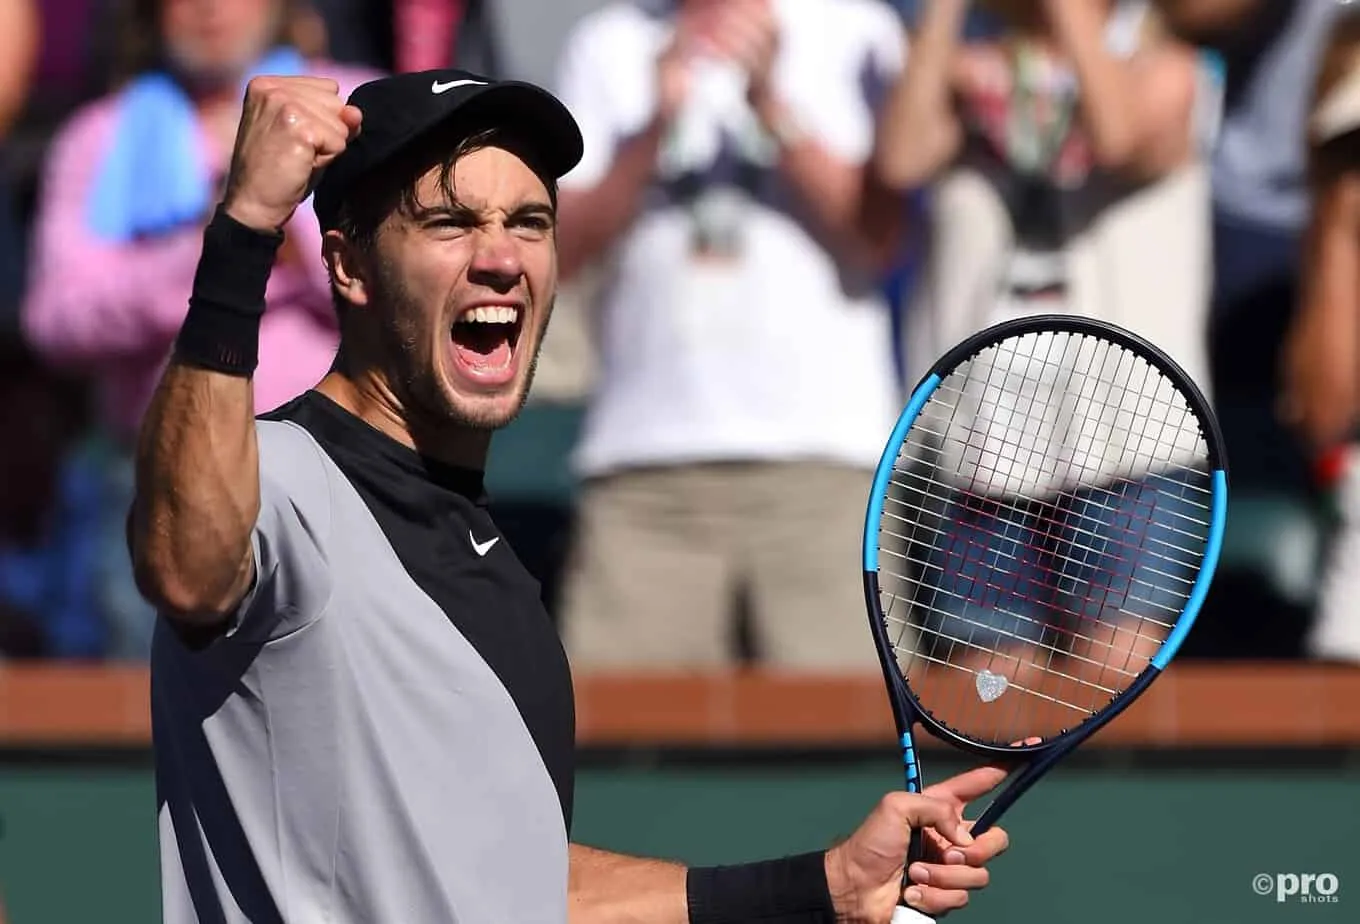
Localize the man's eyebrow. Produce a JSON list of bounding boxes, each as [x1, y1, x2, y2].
[[412, 201, 556, 222], [412, 201, 480, 222], [507, 201, 557, 221]]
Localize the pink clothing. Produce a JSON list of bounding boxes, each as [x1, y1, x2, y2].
[[393, 0, 468, 72], [22, 61, 378, 443]]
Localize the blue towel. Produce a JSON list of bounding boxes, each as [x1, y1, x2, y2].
[[87, 46, 307, 242]]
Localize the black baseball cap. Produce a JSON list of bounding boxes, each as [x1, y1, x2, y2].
[[311, 68, 584, 229]]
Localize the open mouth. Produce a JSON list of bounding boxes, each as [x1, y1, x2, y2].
[[450, 304, 525, 381]]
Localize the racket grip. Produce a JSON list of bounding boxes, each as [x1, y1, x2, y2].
[[893, 905, 936, 924]]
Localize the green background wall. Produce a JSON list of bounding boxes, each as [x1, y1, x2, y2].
[[0, 753, 1355, 923]]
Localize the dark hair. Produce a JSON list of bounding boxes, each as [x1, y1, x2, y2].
[[111, 0, 306, 87], [328, 120, 559, 319]]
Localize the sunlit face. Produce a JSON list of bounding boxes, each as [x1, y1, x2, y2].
[[161, 0, 279, 82], [364, 144, 558, 431]]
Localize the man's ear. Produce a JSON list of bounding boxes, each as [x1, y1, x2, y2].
[[323, 229, 370, 308]]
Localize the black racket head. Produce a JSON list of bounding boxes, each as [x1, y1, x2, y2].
[[864, 315, 1228, 757]]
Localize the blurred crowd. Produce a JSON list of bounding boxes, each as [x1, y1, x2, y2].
[[2, 0, 1360, 669]]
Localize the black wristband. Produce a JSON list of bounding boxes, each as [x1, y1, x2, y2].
[[686, 851, 836, 924], [173, 205, 284, 376]]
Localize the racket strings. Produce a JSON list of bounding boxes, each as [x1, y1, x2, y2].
[[877, 331, 1213, 746], [879, 476, 1204, 610], [956, 336, 1195, 728], [882, 633, 1123, 709], [885, 442, 1204, 642], [880, 491, 1197, 640], [953, 333, 1199, 730], [886, 444, 1214, 563], [885, 611, 1131, 691]]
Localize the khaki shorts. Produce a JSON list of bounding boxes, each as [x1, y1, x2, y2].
[[559, 461, 881, 670]]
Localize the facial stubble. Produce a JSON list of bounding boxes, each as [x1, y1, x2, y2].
[[371, 258, 554, 433]]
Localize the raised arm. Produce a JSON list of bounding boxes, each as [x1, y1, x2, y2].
[[1046, 0, 1198, 182], [0, 0, 38, 138], [873, 0, 968, 192], [1153, 0, 1264, 42], [554, 16, 698, 282], [726, 0, 908, 271], [129, 77, 360, 624], [1281, 19, 1360, 454], [1283, 162, 1360, 454]]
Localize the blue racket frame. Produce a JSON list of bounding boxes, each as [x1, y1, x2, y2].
[[862, 314, 1229, 849]]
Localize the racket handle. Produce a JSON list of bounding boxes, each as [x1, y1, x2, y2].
[[893, 905, 936, 924]]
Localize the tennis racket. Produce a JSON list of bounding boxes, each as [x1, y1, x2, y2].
[[862, 315, 1228, 923]]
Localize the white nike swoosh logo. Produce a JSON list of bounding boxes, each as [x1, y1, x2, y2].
[[432, 78, 487, 94], [470, 532, 500, 557]]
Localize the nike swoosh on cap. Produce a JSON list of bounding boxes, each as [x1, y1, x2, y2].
[[432, 78, 488, 94]]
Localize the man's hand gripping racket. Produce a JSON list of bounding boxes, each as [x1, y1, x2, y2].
[[863, 316, 1228, 921]]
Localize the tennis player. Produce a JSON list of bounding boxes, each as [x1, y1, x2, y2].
[[130, 70, 1010, 923]]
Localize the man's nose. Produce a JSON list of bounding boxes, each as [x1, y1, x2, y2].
[[468, 228, 523, 292]]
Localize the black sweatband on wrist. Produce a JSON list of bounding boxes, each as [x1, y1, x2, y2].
[[173, 205, 284, 376], [686, 851, 836, 924]]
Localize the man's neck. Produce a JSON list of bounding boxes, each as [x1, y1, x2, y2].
[[314, 370, 493, 472]]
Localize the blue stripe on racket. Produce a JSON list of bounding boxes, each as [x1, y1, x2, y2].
[[862, 315, 1228, 924]]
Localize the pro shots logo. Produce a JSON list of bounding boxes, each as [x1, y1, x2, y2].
[[1252, 872, 1341, 904]]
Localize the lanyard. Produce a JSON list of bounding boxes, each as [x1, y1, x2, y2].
[[1006, 40, 1077, 179]]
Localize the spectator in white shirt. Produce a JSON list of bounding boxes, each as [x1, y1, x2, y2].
[[552, 0, 908, 668]]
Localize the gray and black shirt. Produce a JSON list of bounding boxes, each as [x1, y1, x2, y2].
[[151, 390, 575, 923]]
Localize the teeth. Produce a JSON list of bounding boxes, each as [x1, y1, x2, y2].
[[457, 306, 519, 324]]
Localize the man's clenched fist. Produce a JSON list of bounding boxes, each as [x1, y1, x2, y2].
[[222, 76, 363, 233]]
